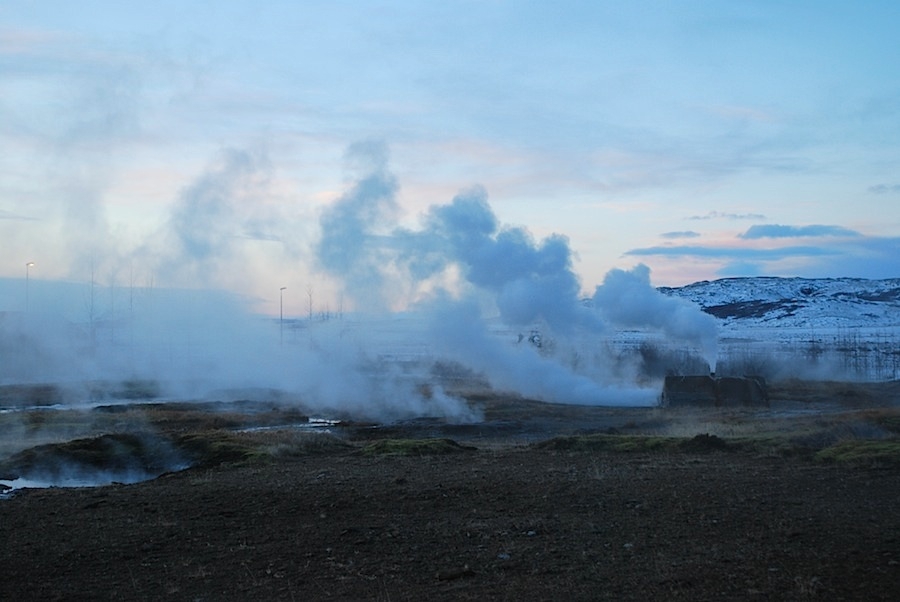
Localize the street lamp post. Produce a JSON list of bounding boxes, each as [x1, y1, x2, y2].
[[25, 262, 35, 312], [280, 287, 287, 345]]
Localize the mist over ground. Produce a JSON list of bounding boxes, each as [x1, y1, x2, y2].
[[1, 142, 721, 419]]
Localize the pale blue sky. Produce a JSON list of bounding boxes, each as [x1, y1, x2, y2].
[[2, 1, 898, 315]]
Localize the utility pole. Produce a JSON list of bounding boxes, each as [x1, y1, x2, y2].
[[25, 262, 34, 312], [280, 286, 287, 345]]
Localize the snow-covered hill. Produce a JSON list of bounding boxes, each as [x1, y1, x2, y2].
[[659, 277, 900, 329], [655, 277, 900, 381]]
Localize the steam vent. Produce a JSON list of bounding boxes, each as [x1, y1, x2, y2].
[[660, 375, 769, 408]]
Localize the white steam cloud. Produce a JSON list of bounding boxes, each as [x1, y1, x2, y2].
[[591, 265, 719, 371], [312, 141, 718, 406], [2, 141, 719, 419]]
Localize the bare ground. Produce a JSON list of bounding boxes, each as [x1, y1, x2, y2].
[[2, 380, 900, 601]]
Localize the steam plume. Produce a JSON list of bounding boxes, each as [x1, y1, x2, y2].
[[313, 142, 719, 405], [591, 264, 719, 371], [2, 141, 719, 420]]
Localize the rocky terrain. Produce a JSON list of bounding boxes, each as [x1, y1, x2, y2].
[[3, 380, 900, 601]]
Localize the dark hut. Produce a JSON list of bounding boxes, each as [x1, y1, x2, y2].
[[661, 375, 769, 408]]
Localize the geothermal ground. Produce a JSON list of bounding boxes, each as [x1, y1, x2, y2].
[[2, 379, 900, 601]]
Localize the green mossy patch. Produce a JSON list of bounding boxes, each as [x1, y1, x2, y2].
[[537, 433, 757, 454], [0, 432, 184, 480], [360, 438, 476, 456], [815, 439, 900, 466], [176, 429, 354, 467], [534, 433, 683, 453], [175, 431, 270, 467]]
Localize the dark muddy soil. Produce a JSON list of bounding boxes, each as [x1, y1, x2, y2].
[[2, 383, 900, 601]]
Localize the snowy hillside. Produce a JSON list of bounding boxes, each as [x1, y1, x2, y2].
[[659, 277, 900, 329], [655, 277, 900, 381]]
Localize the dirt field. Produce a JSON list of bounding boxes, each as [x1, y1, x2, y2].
[[2, 380, 900, 601]]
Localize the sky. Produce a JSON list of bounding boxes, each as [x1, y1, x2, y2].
[[2, 1, 899, 317]]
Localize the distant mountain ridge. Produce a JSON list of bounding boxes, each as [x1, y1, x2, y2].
[[658, 277, 900, 329]]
